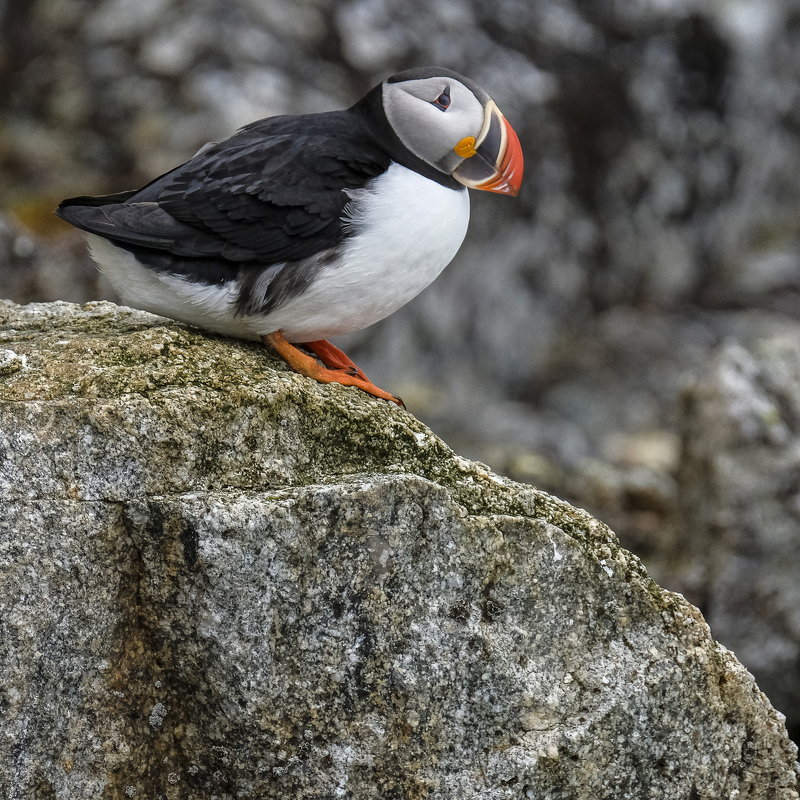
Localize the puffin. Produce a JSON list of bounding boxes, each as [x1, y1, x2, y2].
[[56, 67, 523, 406]]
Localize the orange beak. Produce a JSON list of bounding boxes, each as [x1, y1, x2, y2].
[[452, 102, 524, 197]]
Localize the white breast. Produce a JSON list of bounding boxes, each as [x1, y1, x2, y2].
[[87, 163, 470, 343], [262, 163, 470, 341]]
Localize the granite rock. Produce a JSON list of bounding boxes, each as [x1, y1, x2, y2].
[[0, 300, 798, 799]]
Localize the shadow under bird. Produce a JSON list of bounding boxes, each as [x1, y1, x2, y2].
[[56, 67, 524, 406]]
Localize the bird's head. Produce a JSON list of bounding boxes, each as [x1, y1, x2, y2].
[[379, 67, 524, 196]]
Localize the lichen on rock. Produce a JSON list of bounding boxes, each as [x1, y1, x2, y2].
[[0, 299, 797, 799]]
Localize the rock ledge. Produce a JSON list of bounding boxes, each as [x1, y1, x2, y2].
[[1, 300, 797, 799]]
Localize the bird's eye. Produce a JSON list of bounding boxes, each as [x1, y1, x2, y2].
[[432, 87, 451, 111]]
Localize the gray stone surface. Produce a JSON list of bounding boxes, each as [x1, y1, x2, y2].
[[0, 300, 798, 799]]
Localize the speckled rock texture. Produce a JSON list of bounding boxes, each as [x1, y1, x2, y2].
[[1, 300, 798, 800]]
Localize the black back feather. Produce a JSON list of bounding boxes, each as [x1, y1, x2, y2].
[[56, 109, 392, 276]]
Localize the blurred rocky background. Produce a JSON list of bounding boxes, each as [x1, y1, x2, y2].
[[1, 0, 799, 741]]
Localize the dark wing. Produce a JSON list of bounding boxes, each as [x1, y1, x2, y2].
[[56, 110, 390, 272]]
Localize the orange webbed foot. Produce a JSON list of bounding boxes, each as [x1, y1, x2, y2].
[[262, 332, 404, 407], [300, 339, 371, 382]]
